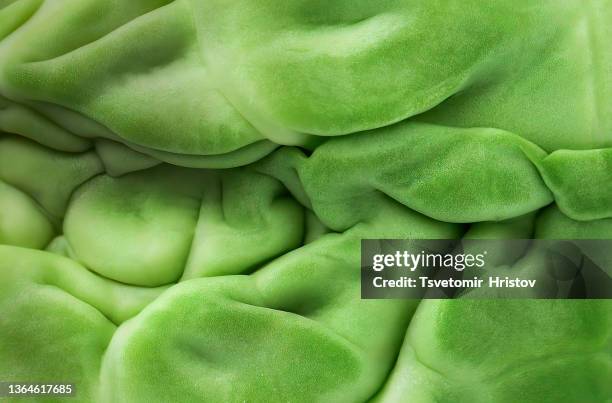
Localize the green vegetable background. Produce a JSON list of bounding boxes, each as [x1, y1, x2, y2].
[[0, 1, 611, 402]]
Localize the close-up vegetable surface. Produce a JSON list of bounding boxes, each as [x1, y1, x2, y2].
[[0, 1, 610, 402]]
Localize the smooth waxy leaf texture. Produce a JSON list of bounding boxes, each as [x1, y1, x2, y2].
[[0, 0, 610, 402]]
